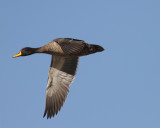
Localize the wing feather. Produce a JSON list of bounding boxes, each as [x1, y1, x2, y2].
[[54, 38, 86, 55], [43, 56, 79, 118]]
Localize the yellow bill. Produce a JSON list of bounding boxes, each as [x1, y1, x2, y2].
[[13, 51, 22, 58]]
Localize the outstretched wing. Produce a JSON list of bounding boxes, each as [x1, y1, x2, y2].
[[43, 55, 79, 119]]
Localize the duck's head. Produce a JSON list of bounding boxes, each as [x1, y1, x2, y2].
[[13, 47, 36, 58]]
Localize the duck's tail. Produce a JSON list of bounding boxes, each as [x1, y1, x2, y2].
[[87, 44, 104, 54]]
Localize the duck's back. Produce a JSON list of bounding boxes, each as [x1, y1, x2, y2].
[[43, 38, 104, 56], [54, 38, 86, 56]]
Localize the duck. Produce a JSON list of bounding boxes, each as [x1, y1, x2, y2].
[[13, 38, 104, 119]]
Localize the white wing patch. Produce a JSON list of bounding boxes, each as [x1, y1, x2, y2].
[[46, 67, 74, 96]]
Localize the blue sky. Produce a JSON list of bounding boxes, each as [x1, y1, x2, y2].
[[1, 0, 160, 128]]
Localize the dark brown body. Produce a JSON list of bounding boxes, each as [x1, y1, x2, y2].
[[37, 38, 104, 57]]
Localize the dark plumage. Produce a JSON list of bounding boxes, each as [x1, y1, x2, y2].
[[13, 38, 104, 119]]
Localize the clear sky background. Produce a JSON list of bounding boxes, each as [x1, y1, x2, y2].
[[0, 0, 160, 128]]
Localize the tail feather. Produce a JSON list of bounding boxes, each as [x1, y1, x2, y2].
[[88, 44, 104, 54]]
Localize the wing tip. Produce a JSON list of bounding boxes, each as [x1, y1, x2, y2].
[[43, 109, 58, 119]]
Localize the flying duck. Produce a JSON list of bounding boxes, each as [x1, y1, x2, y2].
[[13, 38, 104, 119]]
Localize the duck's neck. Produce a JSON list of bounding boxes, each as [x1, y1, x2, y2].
[[31, 47, 49, 54], [33, 47, 44, 53]]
